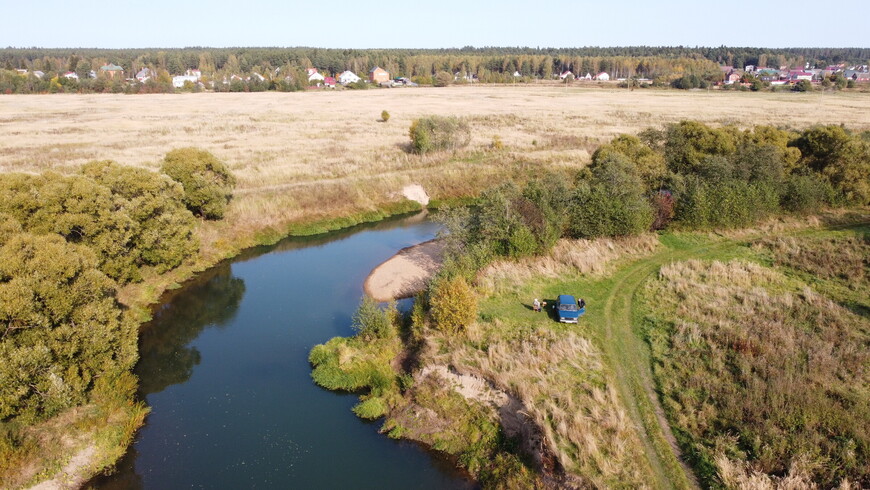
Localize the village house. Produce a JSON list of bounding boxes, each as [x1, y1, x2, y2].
[[135, 68, 153, 83], [63, 71, 79, 80], [172, 75, 199, 88], [100, 63, 124, 79], [338, 70, 360, 85], [185, 69, 202, 79], [559, 70, 574, 80], [307, 68, 325, 83], [756, 68, 781, 81], [369, 66, 390, 84], [581, 72, 593, 80], [595, 72, 610, 81], [844, 70, 870, 82], [787, 70, 813, 81], [725, 70, 742, 84], [324, 76, 336, 88]]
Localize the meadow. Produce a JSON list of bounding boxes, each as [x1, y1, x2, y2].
[[3, 86, 870, 261]]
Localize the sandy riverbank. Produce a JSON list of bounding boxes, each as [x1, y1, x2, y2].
[[364, 239, 445, 301]]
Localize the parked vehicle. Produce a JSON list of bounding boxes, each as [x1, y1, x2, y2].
[[555, 294, 585, 323]]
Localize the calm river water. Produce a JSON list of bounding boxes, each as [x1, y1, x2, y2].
[[93, 213, 473, 489]]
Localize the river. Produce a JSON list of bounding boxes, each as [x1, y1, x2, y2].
[[92, 213, 473, 489]]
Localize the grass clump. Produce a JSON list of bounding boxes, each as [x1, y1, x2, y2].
[[640, 258, 870, 488], [309, 298, 403, 416]]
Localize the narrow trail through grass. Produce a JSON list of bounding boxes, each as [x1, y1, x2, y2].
[[595, 219, 869, 489]]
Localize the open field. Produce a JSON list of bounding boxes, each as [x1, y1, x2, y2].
[[2, 86, 870, 255]]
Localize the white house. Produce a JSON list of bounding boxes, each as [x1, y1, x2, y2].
[[338, 70, 361, 85], [559, 70, 574, 79], [307, 68, 324, 83], [135, 68, 153, 83], [595, 72, 610, 81], [250, 73, 265, 82], [513, 71, 522, 77], [185, 69, 202, 80], [172, 75, 199, 88], [63, 71, 79, 80], [581, 72, 593, 80]]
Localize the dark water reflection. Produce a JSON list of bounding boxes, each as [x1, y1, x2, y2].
[[92, 213, 473, 489]]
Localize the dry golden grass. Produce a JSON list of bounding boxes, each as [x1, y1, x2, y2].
[[478, 233, 661, 294], [447, 331, 652, 488], [644, 259, 870, 488], [3, 87, 870, 255]]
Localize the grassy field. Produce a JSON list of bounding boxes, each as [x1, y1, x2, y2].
[[453, 210, 869, 487], [3, 86, 870, 263]]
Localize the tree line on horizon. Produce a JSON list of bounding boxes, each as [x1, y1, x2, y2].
[[1, 46, 868, 94]]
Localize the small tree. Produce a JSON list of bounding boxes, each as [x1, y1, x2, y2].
[[161, 148, 236, 219], [429, 276, 477, 335]]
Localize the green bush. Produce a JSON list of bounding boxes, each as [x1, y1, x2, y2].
[[592, 134, 667, 190], [0, 165, 199, 283], [0, 233, 129, 422], [0, 172, 140, 282], [408, 116, 470, 154], [780, 174, 839, 212], [792, 79, 813, 92], [429, 276, 477, 335], [568, 155, 654, 238], [380, 110, 390, 122], [161, 148, 236, 219], [352, 296, 395, 340], [80, 161, 198, 273], [677, 178, 779, 228], [790, 125, 870, 204]]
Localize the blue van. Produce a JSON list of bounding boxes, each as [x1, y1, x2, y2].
[[555, 295, 585, 323]]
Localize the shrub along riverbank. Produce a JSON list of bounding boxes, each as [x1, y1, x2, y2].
[[310, 120, 870, 487]]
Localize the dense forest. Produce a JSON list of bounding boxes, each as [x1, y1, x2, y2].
[[1, 46, 868, 94]]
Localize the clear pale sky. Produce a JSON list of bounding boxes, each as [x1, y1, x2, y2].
[[3, 0, 867, 49]]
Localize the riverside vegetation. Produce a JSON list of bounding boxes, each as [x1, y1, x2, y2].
[[310, 120, 870, 487], [0, 150, 234, 487]]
